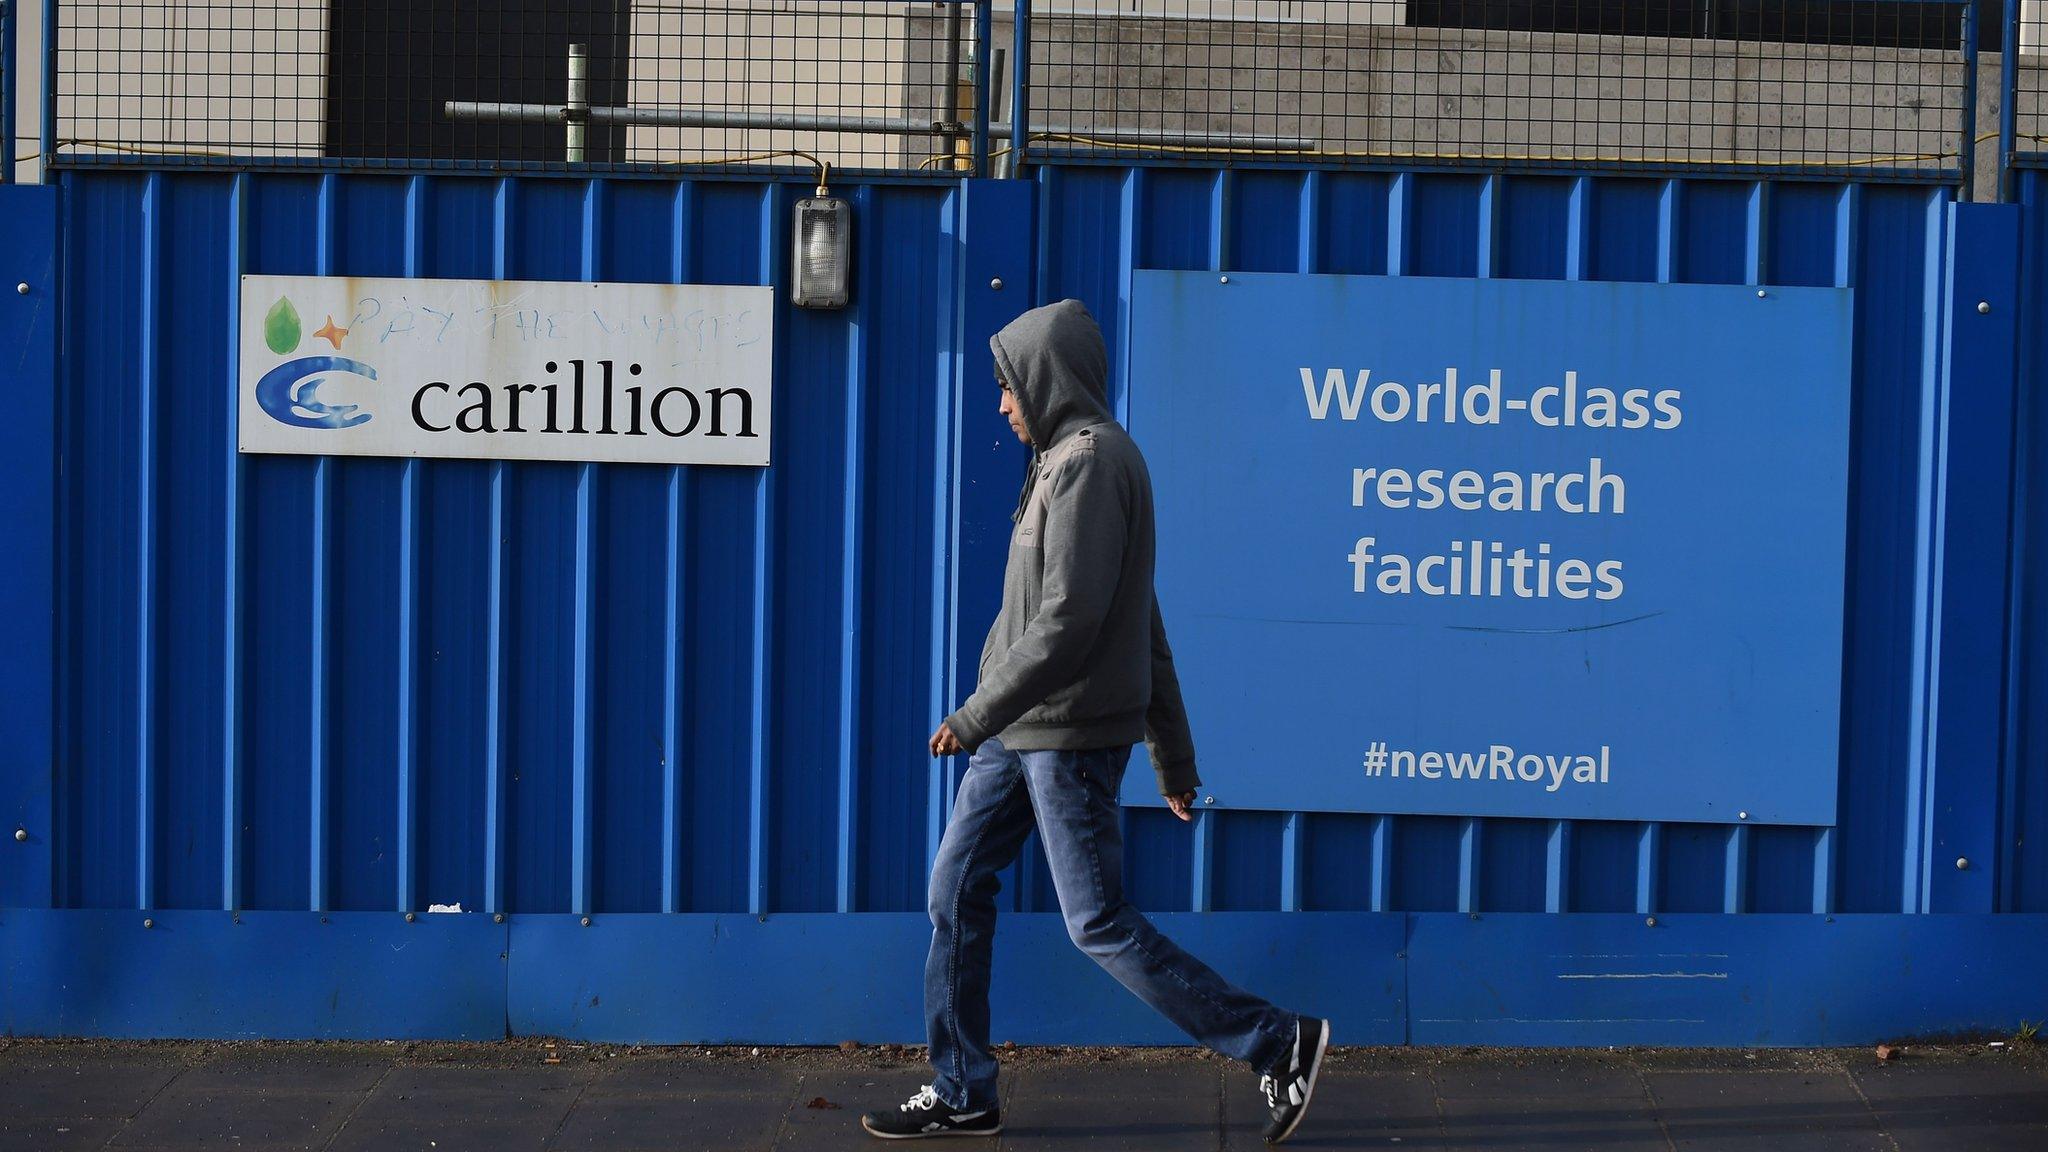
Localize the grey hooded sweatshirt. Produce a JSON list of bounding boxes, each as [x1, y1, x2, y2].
[[944, 299, 1201, 797]]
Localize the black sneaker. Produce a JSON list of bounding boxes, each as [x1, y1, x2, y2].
[[860, 1084, 1001, 1140], [1260, 1016, 1331, 1144]]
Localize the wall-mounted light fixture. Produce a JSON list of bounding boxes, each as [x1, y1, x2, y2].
[[792, 185, 851, 309]]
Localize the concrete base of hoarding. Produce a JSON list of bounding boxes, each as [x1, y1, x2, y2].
[[5, 910, 2046, 1046]]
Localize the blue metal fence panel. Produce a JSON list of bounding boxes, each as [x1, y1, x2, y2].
[[1034, 165, 1956, 921], [1926, 203, 2023, 914], [50, 170, 960, 923], [7, 162, 2043, 1043], [2009, 170, 2048, 913], [1, 909, 508, 1039], [0, 185, 56, 910], [1407, 913, 2048, 1047]]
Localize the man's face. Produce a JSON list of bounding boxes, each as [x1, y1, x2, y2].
[[998, 377, 1032, 445]]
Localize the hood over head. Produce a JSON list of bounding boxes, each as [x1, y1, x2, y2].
[[991, 299, 1113, 448]]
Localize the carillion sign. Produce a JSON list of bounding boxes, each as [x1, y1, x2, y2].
[[238, 274, 773, 466], [1128, 271, 1853, 827]]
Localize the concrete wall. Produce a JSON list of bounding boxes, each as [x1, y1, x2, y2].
[[990, 12, 1967, 175]]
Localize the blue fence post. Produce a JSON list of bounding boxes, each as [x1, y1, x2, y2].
[[0, 183, 57, 908], [1010, 0, 1030, 175], [2006, 171, 2045, 916], [39, 0, 53, 180], [1923, 201, 2023, 911], [952, 176, 1035, 754], [1961, 0, 1978, 201], [2, 0, 16, 182], [2003, 0, 2021, 201], [930, 175, 1033, 891], [972, 0, 993, 176]]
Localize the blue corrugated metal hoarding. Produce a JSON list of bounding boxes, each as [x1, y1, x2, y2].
[[2005, 168, 2048, 918], [1, 162, 2044, 1044]]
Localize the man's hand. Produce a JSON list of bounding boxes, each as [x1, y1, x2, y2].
[[929, 722, 963, 758], [1165, 791, 1197, 822]]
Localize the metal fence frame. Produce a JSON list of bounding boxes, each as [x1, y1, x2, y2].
[[2002, 0, 2048, 189]]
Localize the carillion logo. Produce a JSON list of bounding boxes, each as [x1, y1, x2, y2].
[[408, 358, 757, 440], [254, 296, 378, 430], [251, 293, 759, 442]]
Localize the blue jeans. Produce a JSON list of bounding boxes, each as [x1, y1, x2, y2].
[[924, 738, 1297, 1111]]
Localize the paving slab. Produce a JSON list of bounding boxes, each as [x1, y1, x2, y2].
[[554, 1088, 796, 1151], [580, 1057, 791, 1097], [325, 1065, 592, 1152], [549, 1060, 800, 1152], [0, 1052, 186, 1119], [997, 1062, 1221, 1150], [1223, 1067, 1446, 1150], [1848, 1062, 2048, 1152], [1436, 1066, 1667, 1151], [1432, 1061, 1648, 1102], [1644, 1070, 1887, 1150], [1423, 1057, 1666, 1150], [1436, 1105, 1671, 1152], [111, 1082, 359, 1151], [0, 1114, 129, 1152], [177, 1049, 391, 1093]]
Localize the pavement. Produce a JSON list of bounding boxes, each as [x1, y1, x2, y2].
[[3, 1039, 2046, 1151]]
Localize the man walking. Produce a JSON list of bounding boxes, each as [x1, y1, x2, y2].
[[861, 300, 1329, 1144]]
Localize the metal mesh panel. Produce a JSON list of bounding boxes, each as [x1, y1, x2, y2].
[[46, 1, 1973, 177], [51, 0, 975, 174], [2015, 0, 2048, 162], [1017, 0, 1973, 177], [56, 1, 331, 162]]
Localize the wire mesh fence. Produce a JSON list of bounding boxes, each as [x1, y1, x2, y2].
[[44, 0, 1978, 178], [52, 0, 980, 174], [1020, 0, 1975, 176], [2011, 0, 2048, 161]]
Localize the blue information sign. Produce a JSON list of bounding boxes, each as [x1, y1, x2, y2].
[[1123, 271, 1851, 826]]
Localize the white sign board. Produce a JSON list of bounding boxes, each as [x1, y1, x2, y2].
[[238, 274, 774, 466]]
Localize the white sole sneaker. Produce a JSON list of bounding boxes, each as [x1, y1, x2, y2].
[[1267, 1018, 1330, 1145], [860, 1114, 1002, 1140]]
